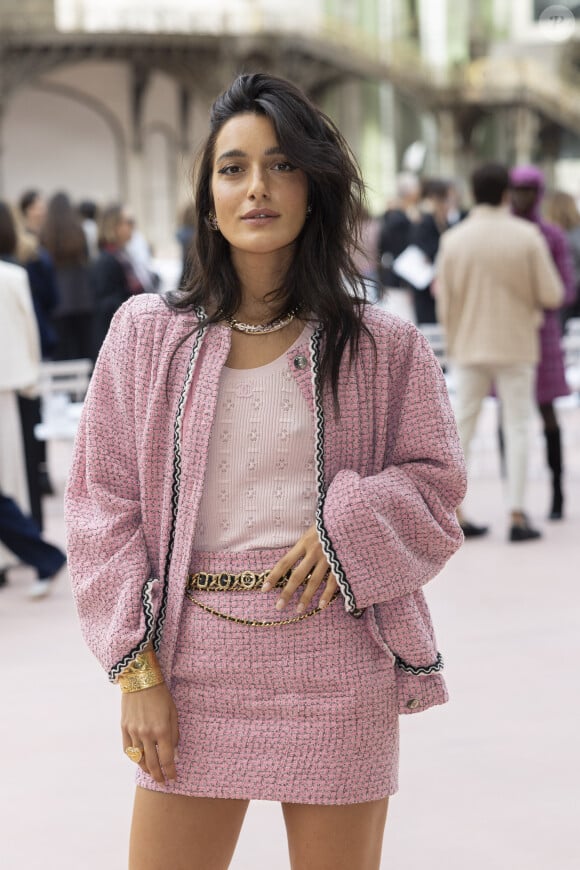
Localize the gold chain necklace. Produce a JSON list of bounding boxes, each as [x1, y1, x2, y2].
[[223, 306, 300, 335]]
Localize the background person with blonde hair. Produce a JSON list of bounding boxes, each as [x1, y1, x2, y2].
[[543, 190, 580, 325], [90, 204, 144, 354]]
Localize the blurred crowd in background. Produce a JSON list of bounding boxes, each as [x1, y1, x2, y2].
[[359, 170, 580, 326]]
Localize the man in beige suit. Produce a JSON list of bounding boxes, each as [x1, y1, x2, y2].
[[436, 163, 564, 542]]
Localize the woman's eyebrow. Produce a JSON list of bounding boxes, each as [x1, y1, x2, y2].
[[216, 149, 245, 162], [216, 145, 285, 162]]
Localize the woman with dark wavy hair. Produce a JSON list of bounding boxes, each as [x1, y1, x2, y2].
[[41, 192, 94, 360], [65, 73, 466, 869]]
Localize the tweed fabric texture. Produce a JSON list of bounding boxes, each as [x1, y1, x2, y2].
[[65, 295, 466, 717], [143, 603, 399, 804], [135, 548, 399, 803]]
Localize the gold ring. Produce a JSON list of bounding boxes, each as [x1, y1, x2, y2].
[[125, 746, 144, 764]]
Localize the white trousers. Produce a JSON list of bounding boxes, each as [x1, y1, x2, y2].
[[453, 363, 535, 512]]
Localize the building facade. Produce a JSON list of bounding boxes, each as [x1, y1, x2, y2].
[[2, 0, 580, 253]]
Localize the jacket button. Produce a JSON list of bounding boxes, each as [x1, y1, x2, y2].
[[293, 355, 308, 370], [406, 698, 420, 710]]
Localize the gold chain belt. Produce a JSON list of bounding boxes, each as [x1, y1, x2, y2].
[[186, 569, 294, 592], [185, 569, 338, 627]]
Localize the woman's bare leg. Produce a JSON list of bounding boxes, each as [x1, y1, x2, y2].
[[129, 788, 249, 870], [282, 797, 389, 870]]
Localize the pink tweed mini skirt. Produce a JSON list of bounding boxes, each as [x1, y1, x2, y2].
[[136, 547, 399, 804]]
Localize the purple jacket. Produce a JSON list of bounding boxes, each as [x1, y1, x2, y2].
[[65, 295, 466, 715], [510, 165, 576, 402]]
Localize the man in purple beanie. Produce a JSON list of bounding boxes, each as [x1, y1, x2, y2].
[[510, 165, 576, 520]]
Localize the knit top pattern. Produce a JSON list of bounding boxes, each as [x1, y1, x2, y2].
[[194, 326, 316, 551]]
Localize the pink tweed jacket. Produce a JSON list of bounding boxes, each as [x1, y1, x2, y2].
[[65, 294, 466, 715]]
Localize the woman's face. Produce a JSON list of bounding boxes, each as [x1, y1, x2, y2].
[[510, 186, 538, 217], [116, 211, 134, 246], [211, 112, 309, 261], [25, 196, 47, 234]]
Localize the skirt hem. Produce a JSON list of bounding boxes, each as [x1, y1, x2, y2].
[[135, 777, 398, 805]]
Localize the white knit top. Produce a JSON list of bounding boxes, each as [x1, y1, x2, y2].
[[193, 326, 317, 551]]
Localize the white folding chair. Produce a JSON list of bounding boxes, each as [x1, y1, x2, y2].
[[35, 359, 93, 441]]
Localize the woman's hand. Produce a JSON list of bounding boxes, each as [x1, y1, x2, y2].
[[121, 682, 179, 784], [263, 524, 338, 613]]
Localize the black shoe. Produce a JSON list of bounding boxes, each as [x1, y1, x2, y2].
[[509, 519, 541, 542], [0, 569, 8, 589], [460, 521, 489, 538]]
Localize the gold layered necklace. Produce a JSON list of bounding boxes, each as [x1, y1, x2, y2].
[[223, 305, 300, 335]]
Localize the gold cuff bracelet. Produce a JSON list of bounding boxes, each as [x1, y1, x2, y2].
[[117, 650, 164, 694]]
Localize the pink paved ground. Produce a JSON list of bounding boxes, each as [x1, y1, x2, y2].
[[2, 397, 579, 869]]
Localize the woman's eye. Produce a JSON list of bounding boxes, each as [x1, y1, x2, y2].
[[217, 165, 242, 176], [273, 161, 295, 172]]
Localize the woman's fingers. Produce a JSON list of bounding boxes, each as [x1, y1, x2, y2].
[[123, 732, 149, 775], [275, 566, 338, 613], [143, 736, 176, 784], [263, 524, 335, 613], [263, 543, 301, 592], [171, 706, 180, 764], [121, 685, 179, 783], [156, 735, 178, 782], [141, 738, 164, 783], [297, 568, 338, 613], [317, 572, 339, 609], [292, 562, 327, 613], [131, 734, 176, 784]]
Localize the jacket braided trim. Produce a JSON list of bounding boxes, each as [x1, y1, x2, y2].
[[107, 578, 157, 682], [309, 327, 364, 619], [152, 314, 207, 652], [395, 652, 444, 675], [107, 314, 207, 680]]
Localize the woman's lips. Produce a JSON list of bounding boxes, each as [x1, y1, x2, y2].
[[242, 208, 280, 225], [241, 214, 280, 225], [242, 209, 279, 218]]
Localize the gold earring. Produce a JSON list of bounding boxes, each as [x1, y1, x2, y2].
[[208, 211, 219, 231]]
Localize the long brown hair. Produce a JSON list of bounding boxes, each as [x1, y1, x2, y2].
[[166, 73, 371, 402], [0, 201, 17, 257], [41, 192, 87, 267]]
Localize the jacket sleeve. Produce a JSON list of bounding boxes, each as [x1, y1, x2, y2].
[[551, 228, 576, 308], [64, 301, 159, 680], [434, 236, 451, 329], [323, 324, 466, 611], [530, 230, 564, 310]]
